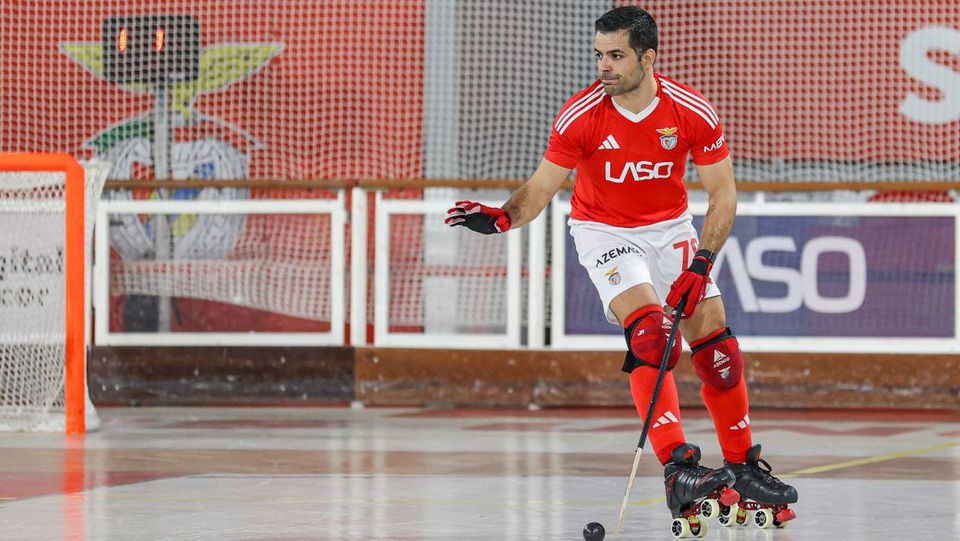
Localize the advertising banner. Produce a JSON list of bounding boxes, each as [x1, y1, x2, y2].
[[564, 210, 955, 339]]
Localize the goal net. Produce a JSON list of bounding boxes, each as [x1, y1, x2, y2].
[[1, 1, 957, 342], [0, 155, 108, 432]]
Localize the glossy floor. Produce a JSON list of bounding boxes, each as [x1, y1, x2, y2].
[[0, 406, 956, 540]]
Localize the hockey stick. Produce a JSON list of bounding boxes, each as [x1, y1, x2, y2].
[[614, 296, 687, 536]]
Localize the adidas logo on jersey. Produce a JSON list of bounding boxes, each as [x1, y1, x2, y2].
[[652, 410, 679, 429], [729, 415, 751, 431], [597, 134, 620, 150]]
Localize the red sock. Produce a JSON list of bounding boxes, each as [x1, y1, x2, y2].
[[700, 377, 752, 463], [629, 366, 685, 465]]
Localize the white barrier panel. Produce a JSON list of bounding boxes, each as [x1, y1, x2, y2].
[[94, 197, 346, 346], [372, 194, 522, 348]]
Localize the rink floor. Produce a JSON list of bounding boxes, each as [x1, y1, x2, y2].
[[0, 406, 956, 540]]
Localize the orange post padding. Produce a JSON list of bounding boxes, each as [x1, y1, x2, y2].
[[0, 153, 86, 434]]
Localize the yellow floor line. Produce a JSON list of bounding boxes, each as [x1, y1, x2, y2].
[[780, 441, 958, 478], [630, 440, 959, 507], [631, 495, 667, 506]]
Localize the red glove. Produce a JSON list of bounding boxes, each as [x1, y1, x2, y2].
[[445, 201, 511, 234], [666, 249, 715, 318]]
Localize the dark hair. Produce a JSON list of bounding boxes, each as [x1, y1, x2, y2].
[[595, 6, 658, 57]]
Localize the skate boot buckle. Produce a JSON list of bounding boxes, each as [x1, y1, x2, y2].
[[775, 507, 797, 523], [718, 486, 739, 506]]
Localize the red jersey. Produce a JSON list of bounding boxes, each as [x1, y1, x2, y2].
[[544, 73, 729, 227]]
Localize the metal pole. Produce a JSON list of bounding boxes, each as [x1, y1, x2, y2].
[[153, 83, 172, 332]]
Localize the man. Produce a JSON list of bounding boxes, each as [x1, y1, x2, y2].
[[446, 5, 797, 528]]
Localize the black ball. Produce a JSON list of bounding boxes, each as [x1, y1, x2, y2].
[[583, 521, 605, 541]]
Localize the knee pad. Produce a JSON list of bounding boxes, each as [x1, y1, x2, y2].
[[621, 305, 682, 374], [690, 328, 743, 389]]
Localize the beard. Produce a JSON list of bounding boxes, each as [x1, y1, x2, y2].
[[602, 67, 646, 96]]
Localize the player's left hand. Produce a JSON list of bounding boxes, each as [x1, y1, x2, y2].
[[445, 201, 511, 234], [666, 249, 715, 318]]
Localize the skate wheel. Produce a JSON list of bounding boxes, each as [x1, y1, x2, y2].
[[699, 498, 719, 520], [671, 517, 691, 538], [754, 508, 774, 529], [717, 503, 737, 528], [691, 517, 708, 538]]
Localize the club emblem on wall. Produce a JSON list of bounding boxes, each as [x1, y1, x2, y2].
[[59, 30, 283, 260]]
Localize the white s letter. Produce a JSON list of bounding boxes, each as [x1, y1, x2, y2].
[[900, 26, 960, 124], [746, 237, 803, 313]]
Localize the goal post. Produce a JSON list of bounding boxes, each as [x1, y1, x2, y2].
[[0, 153, 106, 434]]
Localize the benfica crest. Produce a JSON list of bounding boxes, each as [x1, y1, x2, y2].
[[59, 38, 282, 260], [657, 127, 678, 150], [605, 266, 622, 285]]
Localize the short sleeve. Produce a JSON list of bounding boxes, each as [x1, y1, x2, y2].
[[543, 127, 583, 169], [689, 114, 729, 166]]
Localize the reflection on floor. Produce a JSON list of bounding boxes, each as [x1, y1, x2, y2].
[[0, 406, 956, 540]]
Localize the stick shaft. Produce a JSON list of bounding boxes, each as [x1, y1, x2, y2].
[[614, 447, 644, 535]]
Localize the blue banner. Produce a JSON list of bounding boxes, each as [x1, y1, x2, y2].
[[564, 214, 955, 338]]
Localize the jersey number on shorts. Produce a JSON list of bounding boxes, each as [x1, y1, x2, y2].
[[672, 238, 699, 270]]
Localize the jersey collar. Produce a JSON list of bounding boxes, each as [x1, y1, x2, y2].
[[610, 79, 661, 123]]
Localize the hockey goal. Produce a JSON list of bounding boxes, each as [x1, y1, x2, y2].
[[0, 153, 107, 434]]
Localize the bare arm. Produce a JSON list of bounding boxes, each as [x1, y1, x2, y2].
[[694, 156, 737, 254], [501, 158, 572, 229]]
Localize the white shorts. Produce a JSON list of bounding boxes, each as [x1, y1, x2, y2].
[[569, 213, 721, 325]]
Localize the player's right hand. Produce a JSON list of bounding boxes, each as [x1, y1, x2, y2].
[[666, 249, 714, 318], [445, 201, 511, 234]]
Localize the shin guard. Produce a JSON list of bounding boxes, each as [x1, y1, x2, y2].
[[690, 328, 741, 389], [621, 305, 682, 374], [691, 328, 752, 463]]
